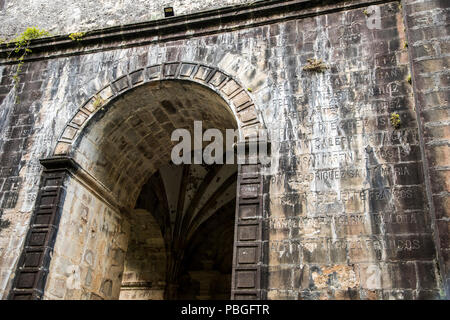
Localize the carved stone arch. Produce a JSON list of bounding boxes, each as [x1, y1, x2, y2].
[[9, 61, 269, 300], [53, 61, 265, 157]]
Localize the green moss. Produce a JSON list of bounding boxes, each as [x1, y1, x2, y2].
[[7, 27, 50, 103], [69, 32, 86, 41], [407, 74, 412, 84], [390, 112, 401, 129], [303, 58, 328, 73]]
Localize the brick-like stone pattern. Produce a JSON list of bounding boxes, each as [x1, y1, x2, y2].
[[8, 164, 68, 300], [43, 177, 129, 300], [119, 209, 166, 300], [402, 0, 450, 298], [264, 2, 441, 300], [0, 60, 49, 299], [62, 76, 245, 208], [0, 0, 446, 299]]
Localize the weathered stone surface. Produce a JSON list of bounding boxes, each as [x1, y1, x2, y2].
[[403, 0, 450, 299], [0, 0, 260, 39], [0, 0, 448, 300]]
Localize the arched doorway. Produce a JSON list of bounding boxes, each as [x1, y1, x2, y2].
[[120, 163, 236, 300], [51, 79, 238, 300], [8, 64, 266, 300]]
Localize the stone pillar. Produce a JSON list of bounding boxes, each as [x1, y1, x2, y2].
[[402, 0, 450, 298], [231, 139, 269, 300], [8, 157, 78, 300]]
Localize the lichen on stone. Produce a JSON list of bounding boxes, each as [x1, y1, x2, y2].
[[93, 96, 105, 109]]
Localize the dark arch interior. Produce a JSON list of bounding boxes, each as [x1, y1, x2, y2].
[[120, 163, 237, 300], [71, 80, 239, 300], [177, 202, 235, 300], [73, 80, 238, 209]]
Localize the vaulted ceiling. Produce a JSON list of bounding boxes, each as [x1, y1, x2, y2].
[[134, 162, 237, 298]]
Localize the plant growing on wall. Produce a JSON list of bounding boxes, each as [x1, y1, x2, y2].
[[407, 74, 412, 84], [93, 96, 105, 109], [390, 112, 401, 129], [7, 27, 50, 103], [303, 58, 328, 73], [69, 32, 86, 41]]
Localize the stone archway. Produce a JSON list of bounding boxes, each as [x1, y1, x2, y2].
[[8, 62, 267, 300], [54, 61, 263, 157], [120, 163, 237, 300]]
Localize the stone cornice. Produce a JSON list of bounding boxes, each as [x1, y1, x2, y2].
[[39, 156, 80, 172], [0, 0, 394, 64], [40, 156, 130, 217]]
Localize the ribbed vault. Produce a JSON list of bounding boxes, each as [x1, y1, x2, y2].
[[120, 163, 237, 299]]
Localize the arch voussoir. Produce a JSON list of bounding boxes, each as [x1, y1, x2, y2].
[[54, 61, 264, 157]]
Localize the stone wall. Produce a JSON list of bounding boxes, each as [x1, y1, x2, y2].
[[43, 178, 129, 300], [0, 59, 51, 299], [264, 2, 441, 300], [0, 0, 448, 299], [119, 209, 166, 300], [403, 0, 450, 297], [0, 0, 260, 39]]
